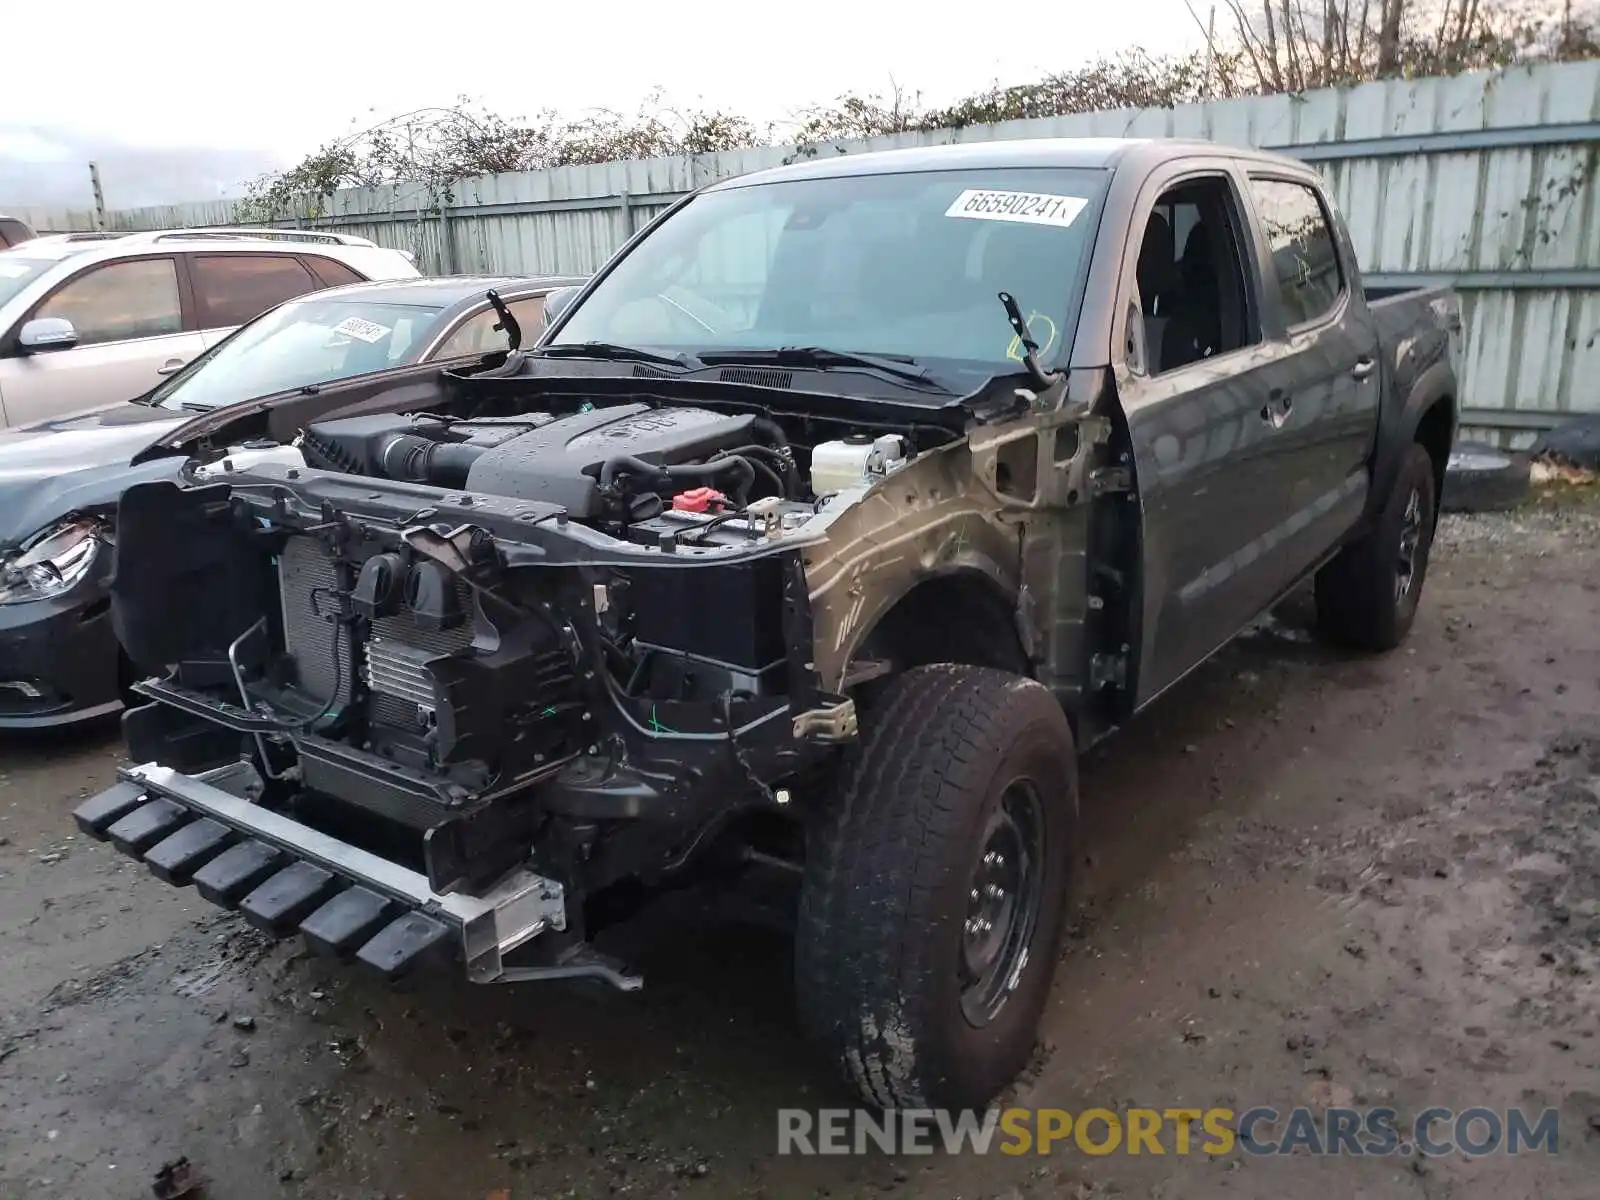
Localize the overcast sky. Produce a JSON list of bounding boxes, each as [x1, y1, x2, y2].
[[1, 0, 1204, 209]]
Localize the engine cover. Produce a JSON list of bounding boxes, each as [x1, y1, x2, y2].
[[464, 403, 756, 517]]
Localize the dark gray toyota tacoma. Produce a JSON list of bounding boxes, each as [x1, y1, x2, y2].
[[79, 138, 1460, 1110]]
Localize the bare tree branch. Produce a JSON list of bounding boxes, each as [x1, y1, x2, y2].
[[235, 1, 1600, 222]]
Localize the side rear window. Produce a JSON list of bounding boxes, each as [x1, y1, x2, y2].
[[431, 296, 548, 358], [0, 219, 33, 249], [304, 255, 365, 288], [1248, 179, 1343, 327], [190, 254, 319, 328], [35, 257, 183, 346]]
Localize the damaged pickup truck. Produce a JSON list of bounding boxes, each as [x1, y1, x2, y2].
[[77, 138, 1460, 1109]]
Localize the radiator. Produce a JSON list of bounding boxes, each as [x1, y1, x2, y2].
[[277, 537, 353, 710]]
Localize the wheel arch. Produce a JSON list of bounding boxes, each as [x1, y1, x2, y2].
[[846, 566, 1033, 686], [1369, 360, 1457, 527], [1411, 390, 1456, 516]]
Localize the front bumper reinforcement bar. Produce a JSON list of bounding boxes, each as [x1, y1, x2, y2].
[[73, 761, 566, 983]]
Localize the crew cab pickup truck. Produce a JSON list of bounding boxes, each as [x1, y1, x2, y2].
[[77, 138, 1460, 1111]]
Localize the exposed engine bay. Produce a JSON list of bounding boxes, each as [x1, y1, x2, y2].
[[109, 381, 965, 920], [294, 401, 909, 526], [101, 342, 1105, 989]]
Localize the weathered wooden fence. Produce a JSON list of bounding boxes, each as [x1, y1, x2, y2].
[[20, 60, 1600, 443]]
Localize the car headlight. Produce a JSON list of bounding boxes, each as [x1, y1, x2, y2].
[[0, 517, 109, 605]]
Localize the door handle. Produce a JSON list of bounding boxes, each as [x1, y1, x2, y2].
[[1351, 357, 1376, 381], [156, 358, 186, 376]]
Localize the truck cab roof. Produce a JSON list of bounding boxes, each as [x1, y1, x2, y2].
[[709, 137, 1319, 191]]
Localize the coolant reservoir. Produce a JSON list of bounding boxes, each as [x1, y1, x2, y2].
[[810, 434, 907, 495]]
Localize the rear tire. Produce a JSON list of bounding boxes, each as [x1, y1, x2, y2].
[[1315, 441, 1438, 652], [795, 664, 1078, 1109]]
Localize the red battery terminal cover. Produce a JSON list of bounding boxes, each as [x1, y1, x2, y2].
[[671, 487, 727, 513]]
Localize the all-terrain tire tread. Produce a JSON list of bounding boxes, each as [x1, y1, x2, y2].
[[1316, 442, 1437, 652], [795, 664, 1075, 1109]]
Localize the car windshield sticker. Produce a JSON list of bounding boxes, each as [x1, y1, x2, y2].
[[1005, 311, 1059, 361], [331, 316, 392, 344], [946, 189, 1087, 228]]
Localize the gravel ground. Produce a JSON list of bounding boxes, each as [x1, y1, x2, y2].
[[1, 493, 1597, 1200]]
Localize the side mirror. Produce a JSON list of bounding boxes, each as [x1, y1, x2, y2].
[[541, 286, 580, 331], [19, 317, 79, 353]]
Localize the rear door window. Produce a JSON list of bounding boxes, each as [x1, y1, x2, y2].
[[304, 255, 365, 288], [34, 257, 183, 345], [1248, 179, 1344, 327], [0, 218, 33, 249], [189, 254, 320, 328]]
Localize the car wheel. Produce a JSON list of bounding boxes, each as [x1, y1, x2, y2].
[[795, 664, 1078, 1109], [1442, 440, 1530, 513], [1316, 441, 1438, 652]]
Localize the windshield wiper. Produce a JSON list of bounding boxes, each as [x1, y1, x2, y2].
[[697, 347, 949, 392], [996, 292, 1062, 392], [535, 341, 694, 369]]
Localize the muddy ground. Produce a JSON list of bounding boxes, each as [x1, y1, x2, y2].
[[2, 498, 1597, 1200]]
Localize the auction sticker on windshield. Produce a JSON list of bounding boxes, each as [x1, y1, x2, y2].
[[331, 316, 392, 344], [946, 189, 1087, 228]]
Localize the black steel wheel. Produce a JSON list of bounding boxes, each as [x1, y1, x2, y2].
[[959, 780, 1046, 1027]]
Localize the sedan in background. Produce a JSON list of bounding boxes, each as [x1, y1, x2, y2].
[[0, 273, 581, 729]]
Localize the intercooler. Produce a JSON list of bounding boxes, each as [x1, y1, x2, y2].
[[365, 618, 475, 728], [277, 537, 473, 727]]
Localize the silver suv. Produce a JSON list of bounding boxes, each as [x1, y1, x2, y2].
[[0, 228, 419, 428]]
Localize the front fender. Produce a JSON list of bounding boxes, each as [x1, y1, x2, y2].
[[799, 443, 1024, 692]]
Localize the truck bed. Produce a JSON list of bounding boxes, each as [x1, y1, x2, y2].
[[1365, 283, 1461, 405]]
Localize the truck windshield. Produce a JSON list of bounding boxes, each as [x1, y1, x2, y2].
[[551, 166, 1109, 391]]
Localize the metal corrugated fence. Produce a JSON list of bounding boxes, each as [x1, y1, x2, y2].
[[24, 61, 1600, 444]]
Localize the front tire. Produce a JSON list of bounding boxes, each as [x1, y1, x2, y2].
[[1316, 441, 1438, 651], [795, 664, 1078, 1109]]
